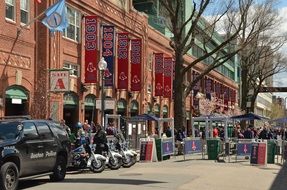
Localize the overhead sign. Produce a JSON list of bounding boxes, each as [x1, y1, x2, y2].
[[50, 70, 69, 92]]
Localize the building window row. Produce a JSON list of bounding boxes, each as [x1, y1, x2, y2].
[[63, 6, 81, 42], [63, 63, 79, 77], [5, 0, 29, 24]]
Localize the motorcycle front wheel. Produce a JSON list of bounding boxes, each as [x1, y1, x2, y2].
[[122, 155, 133, 168], [109, 157, 122, 170], [90, 159, 106, 173]]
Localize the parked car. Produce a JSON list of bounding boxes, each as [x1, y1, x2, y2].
[[0, 118, 70, 190]]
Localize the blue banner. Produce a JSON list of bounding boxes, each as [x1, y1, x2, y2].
[[102, 25, 115, 86], [162, 138, 174, 156], [237, 143, 252, 156], [184, 139, 202, 154]]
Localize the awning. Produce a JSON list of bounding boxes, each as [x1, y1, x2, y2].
[[153, 104, 160, 113], [64, 93, 78, 105], [130, 114, 159, 121], [5, 87, 28, 100], [163, 106, 168, 113], [131, 101, 139, 110], [117, 101, 126, 110], [85, 95, 96, 107]]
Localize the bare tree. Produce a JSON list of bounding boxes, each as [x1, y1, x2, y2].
[[156, 0, 279, 129], [267, 103, 285, 119], [240, 33, 287, 114]]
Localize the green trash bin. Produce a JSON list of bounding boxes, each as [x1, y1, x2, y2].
[[155, 138, 162, 161], [207, 139, 220, 160], [267, 140, 276, 164], [227, 127, 233, 138], [155, 138, 169, 161]]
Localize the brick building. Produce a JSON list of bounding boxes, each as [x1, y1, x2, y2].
[[0, 0, 238, 134]]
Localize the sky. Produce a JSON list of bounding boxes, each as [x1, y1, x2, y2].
[[272, 0, 287, 98]]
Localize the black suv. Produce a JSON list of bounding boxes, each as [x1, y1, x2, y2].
[[0, 118, 70, 190]]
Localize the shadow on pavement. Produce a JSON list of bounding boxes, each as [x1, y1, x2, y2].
[[269, 163, 287, 190], [62, 178, 166, 185], [18, 178, 166, 189], [19, 179, 50, 189]]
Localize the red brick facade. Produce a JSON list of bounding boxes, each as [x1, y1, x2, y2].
[[0, 0, 237, 130]]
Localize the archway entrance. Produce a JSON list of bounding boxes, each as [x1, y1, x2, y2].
[[117, 99, 127, 135], [5, 86, 29, 116], [84, 94, 96, 124], [63, 92, 79, 132], [130, 100, 139, 117]]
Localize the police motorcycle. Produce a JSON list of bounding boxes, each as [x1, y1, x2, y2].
[[117, 142, 137, 168], [71, 133, 106, 173], [99, 141, 123, 170]]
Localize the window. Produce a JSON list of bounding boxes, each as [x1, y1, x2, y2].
[[20, 0, 29, 24], [23, 122, 38, 138], [5, 0, 15, 21], [36, 122, 53, 139], [63, 6, 81, 42], [63, 63, 79, 77]]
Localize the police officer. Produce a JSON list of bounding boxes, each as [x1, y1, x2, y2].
[[93, 124, 108, 154]]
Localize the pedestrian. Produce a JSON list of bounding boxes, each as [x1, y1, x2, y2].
[[243, 125, 254, 139]]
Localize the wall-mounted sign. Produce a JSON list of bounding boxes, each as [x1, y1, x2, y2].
[[50, 70, 70, 92], [96, 99, 115, 110]]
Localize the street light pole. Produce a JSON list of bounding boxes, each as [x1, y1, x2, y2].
[[98, 58, 107, 129]]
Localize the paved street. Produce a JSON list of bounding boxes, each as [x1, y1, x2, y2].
[[19, 155, 286, 190]]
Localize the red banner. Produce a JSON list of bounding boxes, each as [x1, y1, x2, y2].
[[192, 71, 201, 90], [205, 77, 212, 93], [130, 39, 142, 91], [117, 33, 129, 89], [163, 57, 173, 98], [231, 89, 236, 103], [155, 53, 164, 96], [84, 16, 98, 83]]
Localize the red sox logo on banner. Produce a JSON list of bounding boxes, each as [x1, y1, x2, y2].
[[155, 53, 163, 96], [102, 25, 115, 86], [163, 57, 173, 98], [84, 16, 97, 83], [117, 33, 129, 89], [130, 39, 142, 91]]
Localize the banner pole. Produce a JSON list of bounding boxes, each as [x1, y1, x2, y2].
[[24, 11, 45, 28]]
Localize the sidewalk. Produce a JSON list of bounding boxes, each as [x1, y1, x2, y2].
[[129, 155, 284, 190]]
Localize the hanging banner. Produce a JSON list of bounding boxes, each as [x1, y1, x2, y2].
[[130, 39, 142, 91], [205, 77, 213, 100], [215, 82, 221, 98], [84, 16, 97, 83], [102, 25, 115, 86], [163, 57, 173, 98], [172, 60, 175, 99], [192, 71, 200, 106], [117, 33, 129, 89], [155, 53, 164, 96], [231, 89, 236, 104]]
